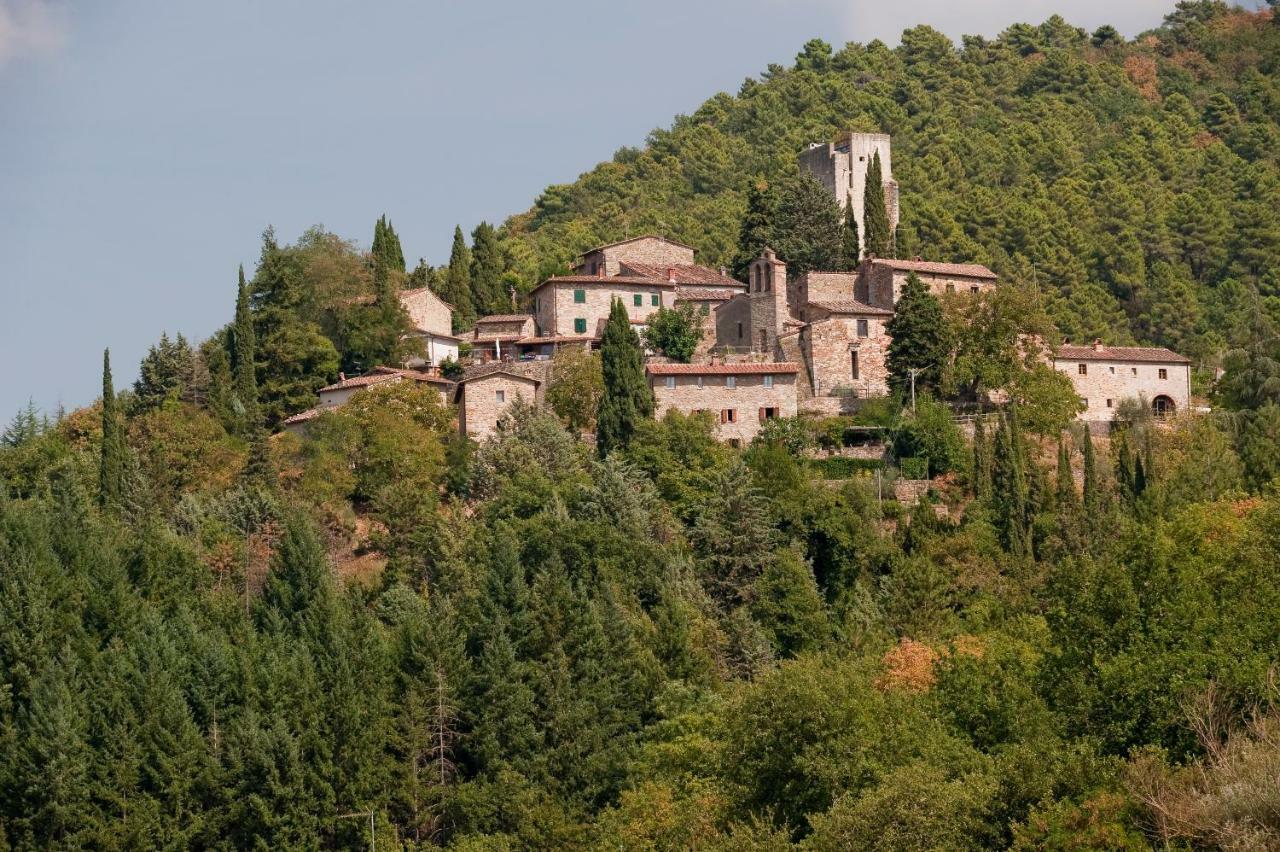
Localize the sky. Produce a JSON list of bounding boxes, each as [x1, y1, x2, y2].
[[0, 0, 1221, 419]]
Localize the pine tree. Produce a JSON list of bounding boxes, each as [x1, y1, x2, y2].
[[841, 193, 861, 269], [596, 298, 653, 458], [863, 149, 892, 258], [133, 332, 195, 414], [230, 266, 260, 431], [441, 226, 474, 331], [885, 273, 952, 396], [772, 171, 844, 278], [469, 222, 505, 318], [732, 178, 776, 280], [99, 349, 128, 511]]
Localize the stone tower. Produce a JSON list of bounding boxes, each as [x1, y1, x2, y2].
[[798, 132, 900, 257], [748, 248, 790, 354]]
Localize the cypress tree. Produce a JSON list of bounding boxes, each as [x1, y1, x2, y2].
[[1056, 438, 1078, 511], [1114, 432, 1135, 505], [99, 349, 127, 510], [885, 273, 952, 396], [469, 222, 505, 318], [991, 412, 1031, 557], [772, 171, 844, 278], [440, 226, 474, 331], [372, 214, 405, 273], [732, 178, 776, 280], [230, 266, 259, 430], [1081, 426, 1101, 513], [863, 150, 892, 258], [971, 414, 992, 498], [841, 193, 861, 270], [596, 298, 653, 458]]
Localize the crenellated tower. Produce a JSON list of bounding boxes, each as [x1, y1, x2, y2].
[[798, 131, 900, 257]]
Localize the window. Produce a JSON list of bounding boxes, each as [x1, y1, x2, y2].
[[737, 322, 743, 340], [759, 407, 778, 422], [970, 286, 980, 294], [495, 390, 505, 403], [633, 293, 642, 307], [1106, 399, 1113, 408], [651, 294, 659, 306], [721, 409, 737, 424], [574, 318, 587, 334], [763, 375, 773, 389], [856, 319, 868, 337], [573, 289, 586, 304], [1080, 397, 1089, 408], [851, 351, 860, 380], [1078, 363, 1088, 376], [728, 438, 741, 449], [664, 376, 675, 390], [1158, 368, 1168, 380], [697, 376, 704, 388], [726, 376, 736, 389], [1131, 367, 1137, 376], [946, 284, 955, 294], [1109, 366, 1116, 375]]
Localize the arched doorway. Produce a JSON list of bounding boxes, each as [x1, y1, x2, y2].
[[1152, 395, 1176, 417]]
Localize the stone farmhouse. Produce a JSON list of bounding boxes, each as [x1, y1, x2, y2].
[[399, 286, 462, 368], [648, 361, 799, 445], [282, 366, 455, 434], [453, 362, 548, 442], [1052, 341, 1191, 422]]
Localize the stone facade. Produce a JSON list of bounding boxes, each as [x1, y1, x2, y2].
[[575, 235, 696, 278], [860, 259, 998, 309], [530, 276, 675, 339], [799, 308, 893, 399], [649, 363, 799, 446], [714, 294, 755, 353], [795, 271, 860, 318], [798, 132, 900, 256], [455, 367, 545, 442], [399, 287, 459, 367], [746, 249, 795, 354], [1052, 343, 1191, 422]]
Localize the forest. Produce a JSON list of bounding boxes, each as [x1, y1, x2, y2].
[[3, 2, 1280, 849]]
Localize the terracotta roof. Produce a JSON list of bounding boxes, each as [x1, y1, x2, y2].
[[400, 286, 454, 309], [1055, 344, 1190, 364], [870, 258, 998, 280], [453, 363, 546, 400], [318, 366, 451, 393], [647, 362, 800, 375], [475, 314, 534, 324], [283, 406, 325, 425], [529, 274, 677, 295], [471, 334, 525, 343], [808, 298, 894, 316], [676, 288, 736, 302], [577, 234, 696, 256], [621, 262, 743, 287], [517, 334, 595, 345]]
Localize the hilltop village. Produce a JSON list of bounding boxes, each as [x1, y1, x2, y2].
[[285, 132, 1193, 445]]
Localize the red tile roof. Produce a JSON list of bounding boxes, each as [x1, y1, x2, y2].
[[577, 234, 696, 256], [621, 262, 743, 287], [1055, 345, 1190, 364], [282, 406, 325, 425], [808, 298, 893, 316], [870, 258, 998, 280], [318, 366, 451, 393], [476, 314, 535, 324], [675, 288, 736, 302], [529, 274, 678, 295], [647, 362, 800, 375], [517, 334, 595, 345]]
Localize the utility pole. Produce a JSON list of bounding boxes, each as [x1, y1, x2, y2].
[[908, 367, 922, 413]]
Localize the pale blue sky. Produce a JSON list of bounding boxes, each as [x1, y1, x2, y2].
[[0, 0, 1203, 418]]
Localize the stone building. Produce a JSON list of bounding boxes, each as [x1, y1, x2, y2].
[[529, 274, 676, 340], [453, 362, 548, 442], [399, 287, 461, 367], [470, 314, 537, 361], [1052, 341, 1191, 422], [575, 235, 697, 278], [796, 298, 895, 400], [858, 258, 998, 308], [282, 366, 454, 434], [799, 131, 900, 254], [648, 362, 799, 446]]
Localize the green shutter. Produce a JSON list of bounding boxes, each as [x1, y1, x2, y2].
[[574, 289, 586, 303], [574, 318, 587, 334], [633, 293, 642, 306], [651, 293, 659, 306]]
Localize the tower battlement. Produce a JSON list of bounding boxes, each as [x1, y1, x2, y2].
[[799, 132, 900, 257]]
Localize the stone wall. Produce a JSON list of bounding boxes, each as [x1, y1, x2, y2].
[[800, 315, 891, 398], [1053, 359, 1191, 422], [797, 271, 860, 315], [459, 373, 542, 442], [714, 294, 754, 351], [475, 317, 535, 339], [401, 288, 453, 336], [798, 132, 897, 253], [577, 237, 694, 278], [651, 372, 798, 445], [863, 266, 996, 309], [533, 281, 674, 338], [894, 479, 930, 506]]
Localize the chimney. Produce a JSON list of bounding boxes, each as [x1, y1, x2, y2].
[[667, 267, 677, 284], [710, 352, 721, 366], [912, 255, 923, 262], [1092, 338, 1103, 351], [338, 372, 346, 381]]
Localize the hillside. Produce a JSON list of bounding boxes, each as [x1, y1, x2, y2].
[[499, 4, 1280, 363]]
